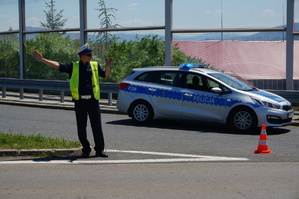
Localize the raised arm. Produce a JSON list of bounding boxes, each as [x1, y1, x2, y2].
[[33, 50, 60, 69], [104, 57, 113, 78]]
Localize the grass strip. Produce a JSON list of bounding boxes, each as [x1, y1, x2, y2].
[[0, 132, 80, 149]]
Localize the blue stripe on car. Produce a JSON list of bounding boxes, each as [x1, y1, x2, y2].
[[124, 85, 259, 108]]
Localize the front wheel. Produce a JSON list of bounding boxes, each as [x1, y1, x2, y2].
[[229, 107, 258, 132], [129, 101, 154, 123]]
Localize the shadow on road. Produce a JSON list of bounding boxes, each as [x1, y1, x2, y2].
[[107, 118, 291, 135]]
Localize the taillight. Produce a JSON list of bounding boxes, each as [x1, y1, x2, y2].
[[119, 82, 130, 90]]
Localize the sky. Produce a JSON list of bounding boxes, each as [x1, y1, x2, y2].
[[0, 0, 298, 33]]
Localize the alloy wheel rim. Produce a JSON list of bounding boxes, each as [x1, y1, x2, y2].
[[133, 104, 149, 121], [234, 111, 252, 130]]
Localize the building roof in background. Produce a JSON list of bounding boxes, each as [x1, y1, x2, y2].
[[174, 41, 299, 80]]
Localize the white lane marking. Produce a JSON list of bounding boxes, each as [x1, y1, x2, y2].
[[107, 149, 216, 158], [0, 149, 249, 165]]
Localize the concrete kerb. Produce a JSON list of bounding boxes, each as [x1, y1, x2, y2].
[[0, 148, 81, 157]]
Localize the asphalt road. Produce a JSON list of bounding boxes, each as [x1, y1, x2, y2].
[[0, 104, 299, 199], [1, 162, 298, 199]]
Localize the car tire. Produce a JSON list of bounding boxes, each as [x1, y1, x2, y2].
[[229, 107, 258, 132], [129, 101, 154, 123]]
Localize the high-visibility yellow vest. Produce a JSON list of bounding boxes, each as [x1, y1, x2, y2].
[[70, 61, 100, 100]]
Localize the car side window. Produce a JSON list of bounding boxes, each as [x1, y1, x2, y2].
[[158, 72, 174, 86], [159, 72, 184, 87], [136, 71, 184, 87], [186, 74, 209, 91], [207, 78, 220, 89], [206, 78, 230, 93], [135, 72, 158, 83]]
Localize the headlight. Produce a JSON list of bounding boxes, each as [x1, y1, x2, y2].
[[251, 98, 280, 109]]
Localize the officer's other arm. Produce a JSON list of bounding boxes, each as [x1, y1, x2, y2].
[[33, 50, 60, 69], [104, 57, 113, 78]]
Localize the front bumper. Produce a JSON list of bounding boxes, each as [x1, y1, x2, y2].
[[257, 107, 294, 127]]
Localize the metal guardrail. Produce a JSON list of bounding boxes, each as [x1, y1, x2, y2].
[[266, 90, 299, 106], [0, 78, 119, 106]]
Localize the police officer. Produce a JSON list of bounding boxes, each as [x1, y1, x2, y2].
[[33, 43, 113, 158]]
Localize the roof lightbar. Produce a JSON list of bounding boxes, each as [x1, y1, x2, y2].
[[180, 63, 207, 68]]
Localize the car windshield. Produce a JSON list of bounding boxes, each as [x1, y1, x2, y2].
[[208, 73, 254, 91]]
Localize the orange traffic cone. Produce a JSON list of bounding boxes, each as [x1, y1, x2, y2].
[[253, 124, 272, 154]]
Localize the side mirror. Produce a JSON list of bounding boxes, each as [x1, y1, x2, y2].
[[211, 87, 223, 93]]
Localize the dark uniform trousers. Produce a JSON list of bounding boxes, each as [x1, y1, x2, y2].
[[74, 98, 105, 154]]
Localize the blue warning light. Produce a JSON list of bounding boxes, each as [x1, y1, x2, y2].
[[180, 63, 207, 68]]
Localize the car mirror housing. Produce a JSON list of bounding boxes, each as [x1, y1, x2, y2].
[[211, 87, 223, 93]]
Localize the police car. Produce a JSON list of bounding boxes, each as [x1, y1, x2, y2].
[[117, 64, 294, 132]]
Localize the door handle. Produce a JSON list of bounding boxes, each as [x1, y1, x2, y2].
[[148, 88, 156, 92], [184, 93, 193, 97]]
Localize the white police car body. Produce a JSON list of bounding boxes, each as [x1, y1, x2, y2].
[[117, 64, 294, 132]]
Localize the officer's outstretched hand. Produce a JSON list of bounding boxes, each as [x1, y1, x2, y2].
[[33, 50, 43, 62], [106, 57, 113, 67]]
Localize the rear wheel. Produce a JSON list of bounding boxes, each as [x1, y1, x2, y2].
[[230, 107, 258, 132], [129, 101, 154, 123]]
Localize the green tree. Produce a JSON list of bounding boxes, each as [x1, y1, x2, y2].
[[0, 30, 19, 78], [40, 0, 67, 30], [23, 34, 203, 82], [95, 0, 120, 48], [25, 33, 79, 80], [103, 35, 204, 82]]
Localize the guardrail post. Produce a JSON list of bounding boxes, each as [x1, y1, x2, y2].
[[60, 90, 65, 103], [39, 89, 43, 101], [108, 93, 113, 106], [20, 88, 24, 99], [2, 87, 6, 98]]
